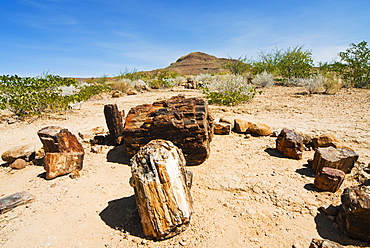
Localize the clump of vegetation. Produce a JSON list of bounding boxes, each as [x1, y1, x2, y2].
[[252, 71, 275, 87], [201, 74, 259, 106], [302, 74, 325, 94], [0, 74, 109, 116], [221, 56, 252, 75]]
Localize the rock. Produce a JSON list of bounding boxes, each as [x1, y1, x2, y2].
[[314, 167, 345, 193], [308, 238, 343, 248], [214, 121, 231, 135], [130, 139, 193, 240], [311, 147, 359, 174], [276, 128, 304, 159], [126, 90, 138, 95], [122, 96, 213, 166], [336, 185, 370, 243], [9, 158, 27, 169], [312, 134, 339, 149], [43, 152, 84, 179], [104, 104, 125, 145], [1, 144, 36, 163], [111, 90, 123, 98], [219, 117, 234, 129], [233, 119, 252, 133], [248, 123, 273, 136]]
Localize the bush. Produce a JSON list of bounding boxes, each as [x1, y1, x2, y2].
[[201, 74, 259, 106], [252, 71, 275, 87], [302, 74, 325, 94], [322, 73, 342, 94]]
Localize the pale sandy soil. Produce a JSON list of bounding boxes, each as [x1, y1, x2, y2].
[[0, 86, 369, 248]]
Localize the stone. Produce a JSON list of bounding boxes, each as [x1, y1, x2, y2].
[[122, 96, 213, 166], [219, 117, 234, 129], [43, 152, 84, 179], [248, 123, 273, 136], [104, 104, 125, 145], [312, 134, 339, 149], [214, 121, 231, 135], [1, 144, 36, 163], [233, 119, 252, 133], [308, 238, 343, 248], [336, 185, 370, 243], [311, 147, 359, 174], [9, 158, 27, 169], [276, 128, 304, 159], [130, 139, 193, 240], [111, 90, 123, 98], [314, 167, 345, 193]]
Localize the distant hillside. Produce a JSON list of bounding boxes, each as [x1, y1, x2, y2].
[[164, 52, 230, 75]]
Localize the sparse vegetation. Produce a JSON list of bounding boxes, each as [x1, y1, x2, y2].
[[252, 71, 275, 88], [221, 56, 252, 76]]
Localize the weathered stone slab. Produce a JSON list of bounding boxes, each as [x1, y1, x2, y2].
[[123, 96, 213, 166], [314, 167, 345, 193], [130, 139, 193, 240], [311, 147, 358, 174], [276, 128, 304, 159], [1, 144, 35, 163], [43, 152, 84, 179], [336, 185, 370, 243]]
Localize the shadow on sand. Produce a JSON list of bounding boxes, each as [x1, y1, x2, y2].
[[106, 145, 131, 165]]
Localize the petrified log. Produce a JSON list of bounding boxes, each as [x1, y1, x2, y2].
[[43, 152, 84, 179], [213, 121, 231, 135], [309, 238, 343, 248], [314, 167, 345, 193], [276, 128, 304, 159], [123, 96, 213, 166], [37, 126, 84, 154], [0, 191, 34, 214], [336, 185, 370, 243], [130, 139, 193, 240], [311, 147, 359, 174], [104, 104, 125, 145]]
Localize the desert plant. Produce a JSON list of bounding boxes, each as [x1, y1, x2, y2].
[[108, 78, 134, 93], [322, 73, 343, 94], [201, 74, 259, 106], [221, 56, 252, 75], [302, 74, 325, 94], [252, 71, 275, 87]]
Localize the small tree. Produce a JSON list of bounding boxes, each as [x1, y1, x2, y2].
[[278, 46, 313, 79], [339, 41, 370, 88], [222, 56, 252, 75]]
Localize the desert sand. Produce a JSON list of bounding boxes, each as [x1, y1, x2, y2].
[[0, 86, 369, 248]]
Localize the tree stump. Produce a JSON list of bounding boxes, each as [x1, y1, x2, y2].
[[336, 185, 370, 243], [104, 104, 125, 145], [276, 128, 304, 159], [314, 167, 345, 192], [37, 126, 84, 153], [43, 152, 84, 180], [130, 139, 193, 240], [311, 147, 359, 175], [123, 96, 213, 166]]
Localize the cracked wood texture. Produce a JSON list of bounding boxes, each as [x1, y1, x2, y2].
[[104, 104, 125, 145], [130, 139, 193, 240], [123, 96, 213, 166]]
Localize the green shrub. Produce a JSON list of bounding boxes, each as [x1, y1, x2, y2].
[[252, 71, 275, 87]]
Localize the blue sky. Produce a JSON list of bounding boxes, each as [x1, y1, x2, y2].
[[1, 0, 369, 77]]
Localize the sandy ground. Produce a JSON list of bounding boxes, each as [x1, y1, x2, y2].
[[0, 86, 369, 248]]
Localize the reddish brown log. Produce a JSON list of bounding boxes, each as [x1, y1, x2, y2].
[[336, 185, 370, 243], [104, 104, 125, 145], [43, 152, 84, 179], [311, 147, 358, 174], [276, 128, 304, 159], [130, 139, 193, 240], [123, 96, 213, 166], [314, 167, 345, 192], [37, 126, 84, 154]]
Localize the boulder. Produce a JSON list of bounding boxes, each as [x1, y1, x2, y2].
[[336, 185, 370, 243], [43, 152, 84, 179], [233, 119, 252, 133], [9, 158, 28, 170], [122, 96, 213, 166], [311, 147, 359, 174], [248, 123, 273, 136], [312, 134, 339, 149], [1, 144, 35, 163], [276, 128, 304, 159], [314, 167, 345, 193]]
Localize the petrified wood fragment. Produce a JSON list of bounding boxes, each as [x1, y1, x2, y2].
[[336, 185, 370, 243], [0, 191, 34, 214], [213, 121, 231, 135], [311, 147, 358, 174], [130, 139, 193, 240], [104, 104, 125, 145], [123, 96, 213, 166], [37, 126, 84, 154], [314, 167, 345, 193], [309, 238, 344, 248], [43, 152, 84, 179], [276, 128, 304, 159]]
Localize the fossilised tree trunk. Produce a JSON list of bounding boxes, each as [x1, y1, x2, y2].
[[311, 147, 359, 175], [276, 128, 304, 159], [123, 96, 213, 166], [336, 185, 370, 243], [314, 167, 345, 193], [37, 126, 84, 154], [43, 152, 84, 180], [130, 139, 193, 240], [104, 104, 125, 145]]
